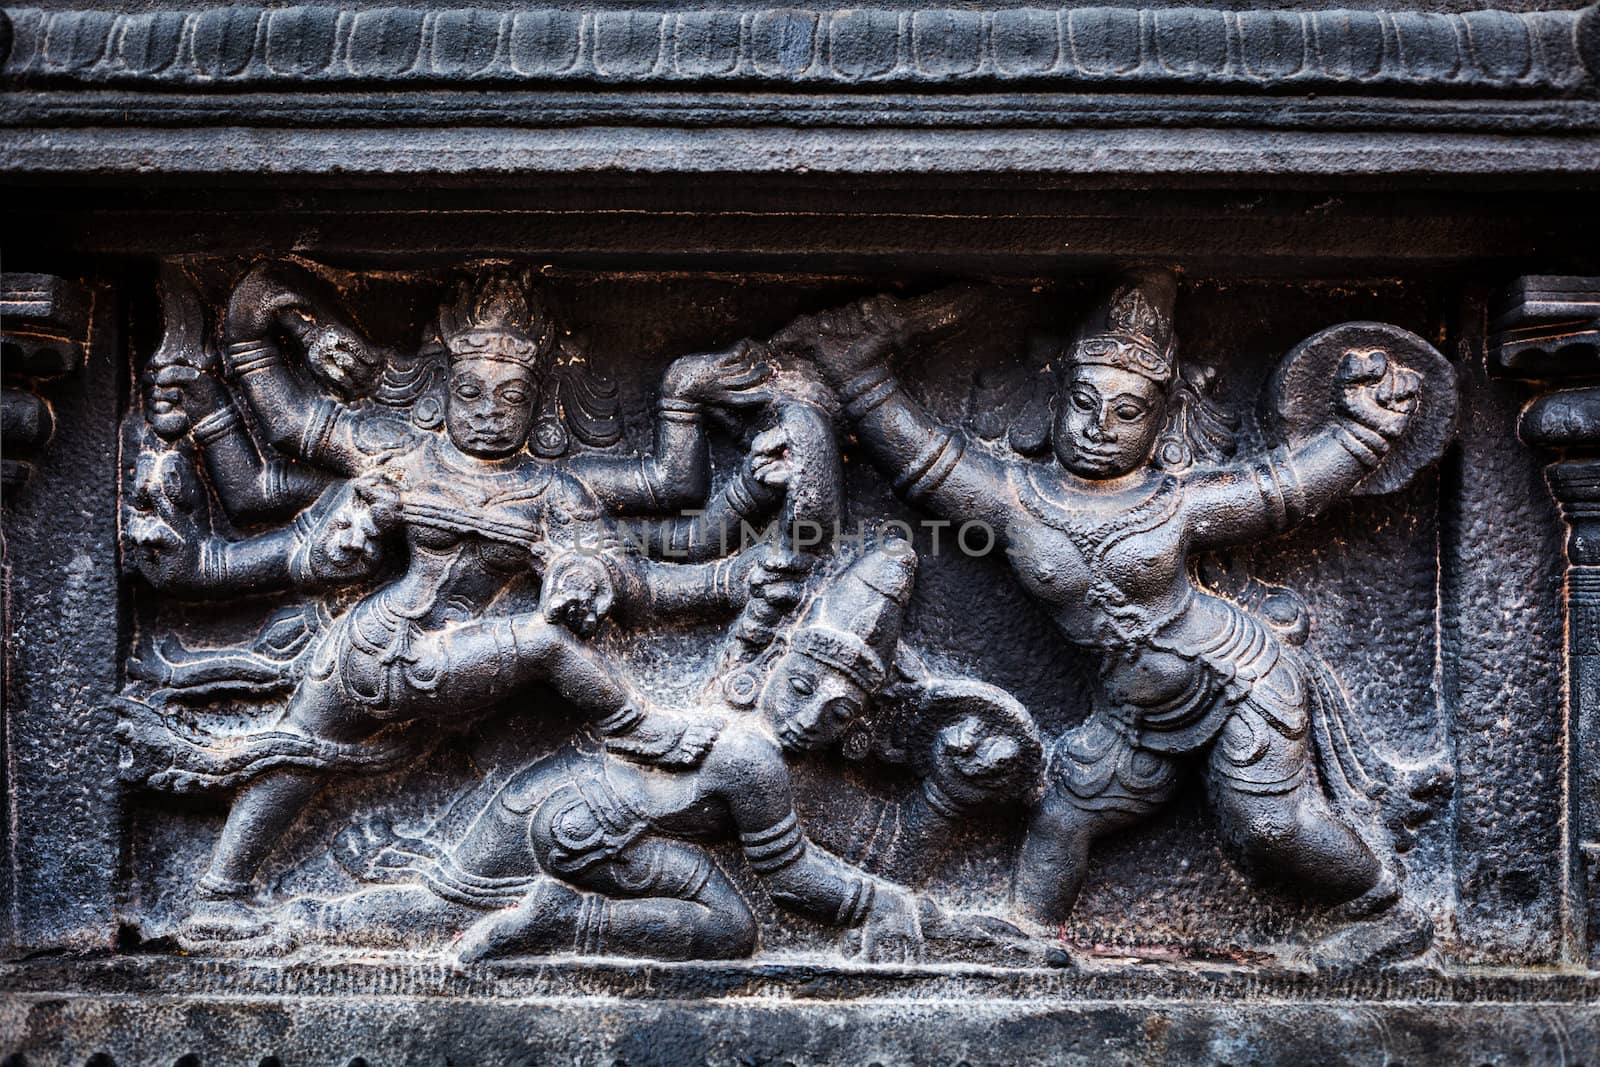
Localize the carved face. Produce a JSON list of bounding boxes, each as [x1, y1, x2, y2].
[[1053, 362, 1167, 479], [445, 355, 535, 458], [319, 493, 381, 573], [762, 650, 868, 753]]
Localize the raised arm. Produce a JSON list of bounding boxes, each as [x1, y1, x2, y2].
[[798, 296, 1013, 536], [624, 398, 840, 563], [222, 262, 396, 477], [125, 476, 385, 599], [565, 340, 773, 512], [713, 729, 924, 961], [1185, 349, 1420, 553], [186, 397, 330, 525]]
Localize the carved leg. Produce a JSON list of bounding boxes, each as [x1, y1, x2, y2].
[[1014, 788, 1153, 928], [187, 674, 378, 940], [1015, 717, 1180, 928], [571, 838, 758, 961], [1207, 721, 1433, 968], [285, 885, 480, 949], [467, 830, 759, 963], [1205, 723, 1381, 903]]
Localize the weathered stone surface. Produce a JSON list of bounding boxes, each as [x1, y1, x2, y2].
[[2, 0, 1599, 1060]]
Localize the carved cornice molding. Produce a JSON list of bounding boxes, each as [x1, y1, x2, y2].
[[1493, 275, 1600, 382], [3, 3, 1597, 96], [1492, 276, 1600, 454]]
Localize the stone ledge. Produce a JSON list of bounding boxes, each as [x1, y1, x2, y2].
[[6, 954, 1600, 1004]]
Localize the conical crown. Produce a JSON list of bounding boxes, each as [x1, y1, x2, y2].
[[790, 545, 918, 692], [1071, 270, 1178, 385], [437, 268, 555, 368]]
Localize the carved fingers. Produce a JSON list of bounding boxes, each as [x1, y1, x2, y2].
[[935, 716, 1024, 786], [295, 318, 386, 396], [661, 339, 776, 408], [602, 709, 719, 769], [149, 355, 230, 425], [226, 262, 312, 340], [1334, 348, 1421, 440], [749, 547, 814, 615], [748, 422, 794, 489], [452, 910, 520, 967], [787, 302, 900, 385], [126, 518, 203, 590]]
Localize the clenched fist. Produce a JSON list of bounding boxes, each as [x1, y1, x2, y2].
[[1334, 348, 1420, 442]]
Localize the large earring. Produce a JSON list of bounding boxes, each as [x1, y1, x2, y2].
[[841, 726, 873, 761]]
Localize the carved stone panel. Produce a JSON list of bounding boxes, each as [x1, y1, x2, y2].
[[3, 0, 1600, 1061]]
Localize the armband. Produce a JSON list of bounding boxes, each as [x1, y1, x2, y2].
[[222, 339, 282, 379], [895, 427, 965, 506], [657, 396, 703, 422], [298, 397, 341, 464]]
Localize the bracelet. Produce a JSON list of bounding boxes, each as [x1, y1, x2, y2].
[[840, 365, 894, 413], [1330, 420, 1386, 470], [592, 701, 646, 737], [189, 406, 242, 445], [658, 396, 703, 421], [197, 540, 230, 587]]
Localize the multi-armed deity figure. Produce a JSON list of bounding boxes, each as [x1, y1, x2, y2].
[[122, 263, 839, 943], [795, 271, 1449, 964]]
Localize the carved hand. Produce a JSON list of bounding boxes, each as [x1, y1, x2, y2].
[[660, 339, 775, 408], [934, 716, 1023, 788], [746, 544, 815, 615], [126, 515, 204, 590], [286, 315, 386, 396], [857, 884, 925, 964], [748, 401, 834, 492], [452, 909, 522, 966], [541, 554, 617, 638], [151, 358, 230, 424], [602, 708, 719, 769], [1334, 348, 1420, 442], [226, 263, 315, 341], [226, 262, 386, 395], [783, 297, 901, 386]]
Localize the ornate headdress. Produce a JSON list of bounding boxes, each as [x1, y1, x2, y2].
[[789, 546, 917, 693], [1070, 270, 1179, 386], [436, 268, 555, 368]]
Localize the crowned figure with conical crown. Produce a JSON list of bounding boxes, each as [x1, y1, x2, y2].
[[793, 271, 1453, 967]]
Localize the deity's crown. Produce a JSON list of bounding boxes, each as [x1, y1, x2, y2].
[[790, 544, 917, 693], [437, 268, 555, 368], [1070, 270, 1179, 386]]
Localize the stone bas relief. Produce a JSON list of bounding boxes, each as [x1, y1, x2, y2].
[[112, 261, 1457, 972]]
